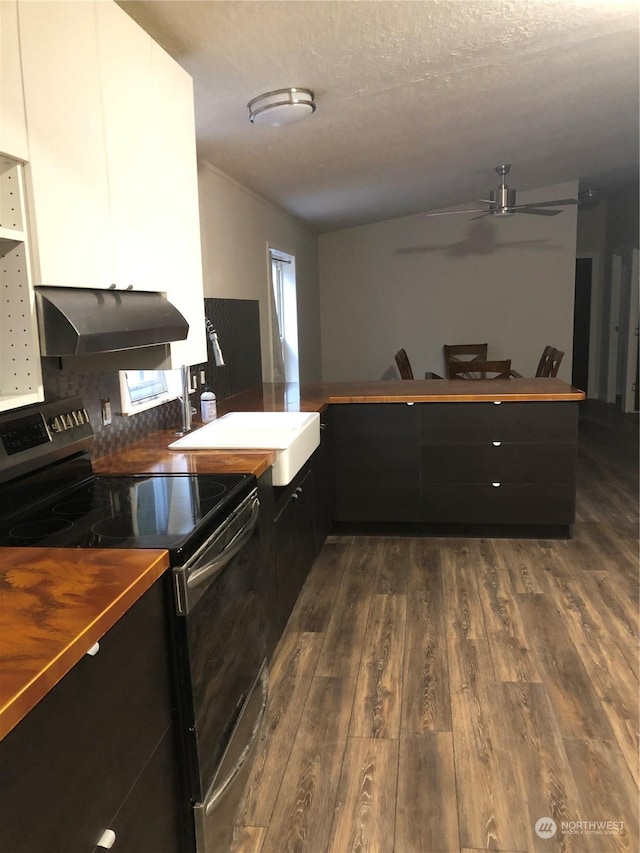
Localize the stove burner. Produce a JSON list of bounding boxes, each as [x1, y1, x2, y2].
[[9, 519, 74, 540], [91, 515, 150, 542], [189, 481, 227, 501]]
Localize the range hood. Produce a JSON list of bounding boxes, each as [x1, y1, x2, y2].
[[35, 287, 189, 356]]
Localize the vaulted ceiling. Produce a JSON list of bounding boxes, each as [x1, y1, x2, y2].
[[119, 0, 639, 233]]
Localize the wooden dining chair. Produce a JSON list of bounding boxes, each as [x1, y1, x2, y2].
[[443, 343, 488, 378], [544, 348, 564, 377], [394, 348, 414, 380], [449, 358, 511, 379]]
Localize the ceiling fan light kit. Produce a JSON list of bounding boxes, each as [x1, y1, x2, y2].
[[247, 87, 315, 127], [424, 163, 579, 219]]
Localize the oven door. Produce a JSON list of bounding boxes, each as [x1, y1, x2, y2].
[[172, 487, 267, 852]]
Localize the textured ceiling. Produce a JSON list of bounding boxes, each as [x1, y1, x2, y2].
[[119, 0, 640, 233]]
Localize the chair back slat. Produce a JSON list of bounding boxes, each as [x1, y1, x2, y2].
[[449, 359, 511, 379]]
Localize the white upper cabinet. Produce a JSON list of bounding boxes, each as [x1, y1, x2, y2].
[[15, 0, 206, 367], [149, 43, 207, 366], [95, 1, 157, 292], [0, 1, 29, 161], [18, 0, 113, 287]]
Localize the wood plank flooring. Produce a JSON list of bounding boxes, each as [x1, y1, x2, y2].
[[232, 402, 639, 853]]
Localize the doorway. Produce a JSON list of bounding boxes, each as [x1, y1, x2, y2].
[[608, 249, 639, 413], [269, 248, 299, 384], [572, 257, 592, 393]]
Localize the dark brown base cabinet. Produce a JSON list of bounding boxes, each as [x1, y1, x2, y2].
[[332, 403, 421, 522], [0, 582, 182, 853], [273, 463, 317, 631], [332, 402, 578, 528]]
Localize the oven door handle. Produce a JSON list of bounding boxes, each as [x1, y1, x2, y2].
[[186, 495, 260, 591], [203, 661, 268, 817]]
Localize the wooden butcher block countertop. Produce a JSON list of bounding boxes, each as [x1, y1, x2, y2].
[[0, 547, 169, 740], [94, 379, 584, 477]]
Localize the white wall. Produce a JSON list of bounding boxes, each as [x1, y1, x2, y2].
[[198, 161, 322, 382], [319, 181, 578, 382]]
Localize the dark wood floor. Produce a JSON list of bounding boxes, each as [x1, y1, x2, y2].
[[232, 401, 639, 853]]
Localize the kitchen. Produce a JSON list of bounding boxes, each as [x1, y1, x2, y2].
[[0, 2, 638, 852]]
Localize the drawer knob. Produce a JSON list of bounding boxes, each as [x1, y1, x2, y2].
[[491, 482, 501, 488], [97, 829, 116, 848], [86, 642, 100, 657], [492, 441, 502, 447]]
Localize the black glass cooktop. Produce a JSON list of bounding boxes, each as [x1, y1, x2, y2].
[[0, 473, 253, 555]]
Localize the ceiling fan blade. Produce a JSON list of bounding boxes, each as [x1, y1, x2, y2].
[[468, 211, 491, 221], [518, 198, 578, 208], [423, 208, 488, 217], [517, 207, 562, 216], [477, 199, 495, 204]]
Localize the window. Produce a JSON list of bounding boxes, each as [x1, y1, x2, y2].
[[269, 249, 299, 383], [118, 370, 181, 416]]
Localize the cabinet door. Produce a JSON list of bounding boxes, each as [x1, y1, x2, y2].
[[333, 403, 421, 522], [0, 583, 174, 853], [294, 466, 317, 582], [274, 489, 300, 631], [150, 43, 207, 368], [313, 414, 333, 552], [18, 0, 112, 287], [96, 1, 157, 291], [0, 0, 28, 160], [274, 466, 317, 630]]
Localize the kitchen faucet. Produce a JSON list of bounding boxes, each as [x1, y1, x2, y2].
[[176, 365, 195, 435]]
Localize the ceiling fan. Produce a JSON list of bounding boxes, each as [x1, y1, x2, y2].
[[425, 164, 579, 219]]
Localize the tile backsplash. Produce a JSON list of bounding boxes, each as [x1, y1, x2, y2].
[[41, 297, 262, 459]]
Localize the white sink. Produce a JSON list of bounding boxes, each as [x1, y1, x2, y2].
[[168, 411, 320, 486]]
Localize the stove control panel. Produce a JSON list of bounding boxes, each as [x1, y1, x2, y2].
[[0, 396, 94, 484], [48, 407, 91, 433], [0, 412, 50, 456]]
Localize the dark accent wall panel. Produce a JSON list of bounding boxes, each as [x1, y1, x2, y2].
[[200, 298, 262, 402]]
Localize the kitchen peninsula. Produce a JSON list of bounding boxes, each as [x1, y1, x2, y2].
[[94, 378, 584, 533]]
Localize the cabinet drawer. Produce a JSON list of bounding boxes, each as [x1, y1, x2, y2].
[[421, 402, 578, 443], [422, 483, 576, 525], [0, 583, 172, 853], [421, 442, 577, 484], [95, 727, 180, 853]]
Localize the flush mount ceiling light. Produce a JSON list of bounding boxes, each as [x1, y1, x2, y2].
[[247, 87, 315, 127]]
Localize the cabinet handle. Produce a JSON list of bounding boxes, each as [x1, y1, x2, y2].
[[86, 642, 100, 657], [96, 829, 116, 848], [492, 441, 502, 447], [491, 482, 501, 488]]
